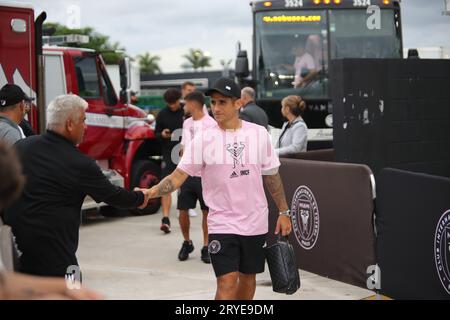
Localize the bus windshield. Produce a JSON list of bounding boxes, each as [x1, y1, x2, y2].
[[255, 10, 329, 100], [255, 8, 402, 100]]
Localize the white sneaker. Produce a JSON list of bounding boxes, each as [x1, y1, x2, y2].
[[188, 209, 198, 217]]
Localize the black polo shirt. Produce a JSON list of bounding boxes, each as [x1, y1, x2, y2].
[[4, 131, 144, 277]]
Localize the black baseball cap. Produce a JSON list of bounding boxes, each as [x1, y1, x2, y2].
[[0, 84, 34, 108], [205, 77, 241, 98]]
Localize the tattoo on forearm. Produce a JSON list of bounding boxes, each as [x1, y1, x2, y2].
[[264, 173, 289, 212], [157, 177, 175, 196]]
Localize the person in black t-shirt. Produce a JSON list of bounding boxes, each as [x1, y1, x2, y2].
[[4, 94, 150, 277], [154, 88, 184, 233], [0, 142, 103, 299]]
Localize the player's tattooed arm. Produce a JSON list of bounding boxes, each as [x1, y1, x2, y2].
[[147, 169, 189, 198], [263, 173, 289, 212], [157, 178, 175, 196], [264, 173, 292, 236]]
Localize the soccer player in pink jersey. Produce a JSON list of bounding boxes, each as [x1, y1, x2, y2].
[[177, 91, 217, 263], [144, 78, 292, 300]]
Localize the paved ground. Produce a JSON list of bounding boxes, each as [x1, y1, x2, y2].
[[77, 196, 375, 300]]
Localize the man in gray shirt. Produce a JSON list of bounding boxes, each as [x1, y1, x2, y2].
[[239, 87, 269, 130], [0, 84, 31, 145]]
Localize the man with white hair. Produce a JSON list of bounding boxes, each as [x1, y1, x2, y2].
[[4, 94, 150, 278], [239, 87, 268, 130]]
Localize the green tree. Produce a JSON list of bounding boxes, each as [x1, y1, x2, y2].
[[43, 22, 125, 64], [182, 49, 212, 72], [137, 52, 162, 75]]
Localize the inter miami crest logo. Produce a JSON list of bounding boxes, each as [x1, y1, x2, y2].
[[208, 240, 221, 254], [435, 209, 450, 295], [226, 142, 245, 169], [291, 185, 320, 250], [226, 142, 245, 178]]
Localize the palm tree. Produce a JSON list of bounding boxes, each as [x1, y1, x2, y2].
[[182, 49, 212, 72], [138, 53, 162, 75]]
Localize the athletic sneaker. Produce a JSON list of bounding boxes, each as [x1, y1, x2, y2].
[[178, 240, 194, 261], [201, 246, 211, 264], [188, 209, 198, 217], [160, 217, 171, 234]]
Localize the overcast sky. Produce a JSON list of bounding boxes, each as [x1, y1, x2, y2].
[[19, 0, 450, 72]]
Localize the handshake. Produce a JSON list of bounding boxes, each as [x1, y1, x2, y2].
[[134, 186, 159, 209]]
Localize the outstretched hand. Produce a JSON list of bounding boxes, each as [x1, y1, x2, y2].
[[134, 187, 159, 209]]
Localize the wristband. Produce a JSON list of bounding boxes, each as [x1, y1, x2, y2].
[[279, 209, 291, 217]]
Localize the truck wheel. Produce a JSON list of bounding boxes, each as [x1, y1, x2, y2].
[[130, 160, 161, 215]]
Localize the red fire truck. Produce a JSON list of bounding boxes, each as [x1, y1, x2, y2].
[[0, 2, 162, 214]]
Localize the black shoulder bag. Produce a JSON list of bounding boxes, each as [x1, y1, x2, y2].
[[265, 235, 301, 295]]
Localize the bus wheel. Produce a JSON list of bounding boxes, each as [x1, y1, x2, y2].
[[130, 160, 161, 215]]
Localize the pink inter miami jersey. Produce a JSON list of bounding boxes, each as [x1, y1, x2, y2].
[[178, 121, 280, 236]]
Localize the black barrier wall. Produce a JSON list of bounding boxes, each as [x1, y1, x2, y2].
[[332, 59, 450, 178], [376, 168, 450, 300], [266, 158, 376, 288]]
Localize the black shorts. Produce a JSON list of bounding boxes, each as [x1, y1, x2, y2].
[[161, 158, 177, 179], [208, 233, 267, 278], [177, 177, 208, 211]]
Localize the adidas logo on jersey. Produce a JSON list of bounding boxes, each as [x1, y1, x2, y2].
[[230, 171, 239, 179]]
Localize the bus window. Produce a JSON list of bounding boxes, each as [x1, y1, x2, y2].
[[329, 9, 402, 59]]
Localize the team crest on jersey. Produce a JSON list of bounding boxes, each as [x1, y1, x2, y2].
[[226, 142, 249, 179], [226, 142, 245, 169]]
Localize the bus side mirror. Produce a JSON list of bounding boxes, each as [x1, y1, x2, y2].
[[119, 57, 131, 103], [235, 50, 249, 79]]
